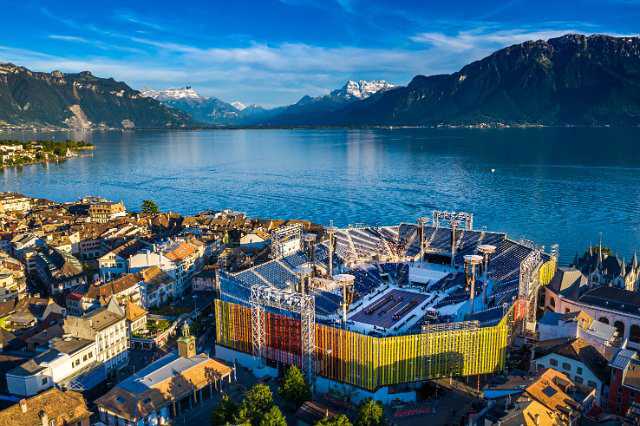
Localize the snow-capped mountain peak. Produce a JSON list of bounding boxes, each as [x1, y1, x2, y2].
[[140, 86, 204, 101], [331, 80, 396, 100], [231, 101, 246, 111]]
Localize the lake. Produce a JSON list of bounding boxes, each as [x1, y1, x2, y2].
[[2, 127, 639, 265]]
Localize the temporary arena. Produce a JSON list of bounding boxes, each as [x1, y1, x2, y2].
[[214, 211, 557, 400]]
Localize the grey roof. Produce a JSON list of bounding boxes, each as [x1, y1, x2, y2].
[[583, 320, 616, 342], [49, 337, 93, 354], [118, 352, 210, 395], [548, 267, 587, 299], [85, 306, 124, 331], [579, 286, 640, 316], [610, 348, 637, 370]]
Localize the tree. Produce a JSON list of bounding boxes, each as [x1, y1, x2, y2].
[[279, 365, 311, 407], [238, 383, 275, 425], [316, 414, 353, 426], [355, 399, 385, 426], [141, 199, 159, 214], [258, 405, 287, 426], [211, 393, 238, 425]]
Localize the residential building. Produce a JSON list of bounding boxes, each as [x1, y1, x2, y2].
[[534, 338, 609, 406], [6, 336, 97, 396], [545, 274, 640, 351], [0, 388, 91, 426], [486, 369, 593, 425], [97, 238, 150, 280], [537, 310, 620, 358], [88, 201, 126, 223], [124, 301, 147, 340], [72, 273, 143, 314], [33, 247, 85, 294], [63, 298, 128, 371], [163, 239, 206, 294], [139, 266, 176, 308], [0, 297, 65, 333], [192, 264, 217, 292], [608, 349, 640, 416], [0, 193, 32, 213]]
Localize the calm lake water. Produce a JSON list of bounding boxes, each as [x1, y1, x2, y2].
[[2, 127, 640, 264]]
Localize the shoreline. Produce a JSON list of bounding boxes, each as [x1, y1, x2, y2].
[[1, 123, 639, 133]]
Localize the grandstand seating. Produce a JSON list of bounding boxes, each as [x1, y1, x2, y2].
[[255, 261, 298, 287], [223, 224, 543, 321]]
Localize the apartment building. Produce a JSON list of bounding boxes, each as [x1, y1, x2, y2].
[[63, 298, 128, 371]]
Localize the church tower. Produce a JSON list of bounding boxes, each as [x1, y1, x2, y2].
[[177, 322, 196, 359]]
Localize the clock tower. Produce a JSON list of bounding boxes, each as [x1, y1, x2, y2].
[[177, 322, 196, 359]]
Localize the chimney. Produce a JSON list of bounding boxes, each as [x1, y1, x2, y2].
[[19, 399, 27, 413], [38, 410, 49, 426]]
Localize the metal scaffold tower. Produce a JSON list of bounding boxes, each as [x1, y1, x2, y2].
[[271, 223, 303, 259], [326, 224, 337, 277], [432, 210, 474, 268], [250, 284, 316, 383], [518, 249, 543, 335], [432, 210, 474, 230]]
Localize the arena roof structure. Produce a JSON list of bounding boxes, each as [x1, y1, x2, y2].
[[215, 217, 558, 394]]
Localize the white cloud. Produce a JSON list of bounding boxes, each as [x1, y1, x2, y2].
[[6, 12, 632, 106], [410, 28, 584, 52], [48, 34, 90, 43]]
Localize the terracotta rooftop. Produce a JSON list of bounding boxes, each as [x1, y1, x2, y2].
[[0, 388, 91, 426], [95, 353, 231, 421], [125, 301, 147, 322], [165, 242, 197, 262], [85, 273, 141, 300], [525, 369, 581, 417]]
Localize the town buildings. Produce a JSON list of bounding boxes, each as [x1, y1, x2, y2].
[[63, 298, 128, 372], [95, 325, 233, 425]]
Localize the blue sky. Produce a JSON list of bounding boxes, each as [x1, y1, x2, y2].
[[1, 0, 638, 106]]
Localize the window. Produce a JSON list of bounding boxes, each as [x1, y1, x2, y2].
[[575, 376, 584, 384], [41, 377, 48, 385], [587, 380, 597, 389], [577, 367, 583, 375], [614, 321, 625, 337], [549, 297, 556, 308], [599, 317, 610, 325], [562, 362, 571, 371], [550, 358, 558, 367]]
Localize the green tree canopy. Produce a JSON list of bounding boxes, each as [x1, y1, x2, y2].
[[355, 399, 385, 426], [316, 414, 353, 426], [237, 383, 275, 425], [279, 365, 311, 407], [258, 405, 287, 426], [211, 393, 237, 426], [141, 199, 159, 214]]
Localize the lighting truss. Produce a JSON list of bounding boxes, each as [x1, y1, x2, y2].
[[250, 284, 316, 383], [518, 249, 542, 334], [432, 210, 474, 230], [271, 223, 303, 259]]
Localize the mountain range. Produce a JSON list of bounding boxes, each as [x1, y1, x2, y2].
[[0, 64, 193, 129], [2, 34, 640, 129], [141, 79, 396, 126]]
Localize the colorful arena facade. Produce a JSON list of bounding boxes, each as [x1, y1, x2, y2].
[[214, 220, 557, 397]]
